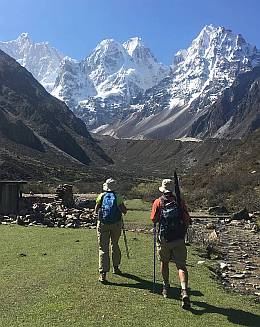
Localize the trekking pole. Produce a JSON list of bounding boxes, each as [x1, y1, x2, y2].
[[174, 170, 181, 207], [122, 218, 130, 259], [153, 222, 156, 293]]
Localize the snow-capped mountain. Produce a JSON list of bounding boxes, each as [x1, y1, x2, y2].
[[0, 33, 64, 92], [1, 26, 260, 139], [52, 37, 170, 128], [100, 25, 260, 139]]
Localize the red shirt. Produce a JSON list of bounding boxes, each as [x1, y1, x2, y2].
[[150, 193, 191, 227]]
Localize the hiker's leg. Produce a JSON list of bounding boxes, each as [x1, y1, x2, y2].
[[160, 261, 169, 284], [110, 221, 122, 268], [157, 241, 171, 297], [178, 266, 189, 290], [97, 221, 110, 273], [171, 239, 188, 289], [172, 239, 190, 308], [157, 241, 171, 285], [178, 265, 190, 309]]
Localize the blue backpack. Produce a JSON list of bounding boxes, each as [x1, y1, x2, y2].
[[158, 195, 186, 242], [99, 192, 122, 224]]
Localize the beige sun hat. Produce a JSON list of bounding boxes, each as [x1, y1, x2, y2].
[[159, 179, 175, 193], [103, 178, 117, 192]]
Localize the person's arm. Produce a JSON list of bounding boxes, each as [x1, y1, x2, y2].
[[119, 203, 127, 215], [94, 193, 104, 215], [151, 199, 161, 224], [94, 203, 101, 215], [117, 195, 127, 214]]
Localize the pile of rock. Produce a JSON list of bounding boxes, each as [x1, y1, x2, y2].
[[0, 184, 97, 229], [55, 184, 74, 208], [0, 201, 97, 229]]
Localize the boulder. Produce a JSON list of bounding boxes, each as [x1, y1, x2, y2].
[[207, 230, 219, 243], [231, 208, 250, 220], [16, 216, 24, 226], [44, 203, 54, 212], [206, 222, 216, 229], [219, 262, 229, 270], [230, 274, 245, 279], [208, 206, 229, 215]]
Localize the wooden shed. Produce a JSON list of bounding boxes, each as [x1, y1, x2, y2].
[[0, 181, 27, 215]]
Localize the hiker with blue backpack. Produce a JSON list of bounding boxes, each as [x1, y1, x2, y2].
[[94, 178, 127, 283], [151, 179, 192, 309]]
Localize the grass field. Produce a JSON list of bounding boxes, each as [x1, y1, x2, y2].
[[124, 199, 151, 229], [0, 223, 259, 327]]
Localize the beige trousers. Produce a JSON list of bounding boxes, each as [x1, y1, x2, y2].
[[97, 220, 122, 273]]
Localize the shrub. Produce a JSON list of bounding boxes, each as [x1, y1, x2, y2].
[[128, 181, 160, 201]]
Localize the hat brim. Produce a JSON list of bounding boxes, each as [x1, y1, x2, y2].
[[159, 186, 174, 193], [103, 184, 114, 192]]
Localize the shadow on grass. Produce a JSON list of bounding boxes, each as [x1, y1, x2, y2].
[[107, 273, 260, 326], [190, 301, 260, 327], [107, 272, 203, 299]]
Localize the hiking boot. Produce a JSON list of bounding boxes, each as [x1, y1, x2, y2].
[[181, 289, 191, 309], [98, 273, 106, 283], [162, 283, 170, 298], [113, 266, 122, 275]]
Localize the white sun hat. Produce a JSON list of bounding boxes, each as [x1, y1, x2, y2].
[[159, 179, 175, 193], [103, 178, 117, 192]]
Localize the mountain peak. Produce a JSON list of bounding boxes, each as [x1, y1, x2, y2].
[[201, 24, 216, 32], [16, 32, 31, 43], [0, 33, 64, 92], [98, 38, 122, 49], [123, 37, 144, 56], [19, 32, 29, 38]]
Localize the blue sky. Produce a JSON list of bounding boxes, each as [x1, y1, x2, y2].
[[1, 0, 259, 64]]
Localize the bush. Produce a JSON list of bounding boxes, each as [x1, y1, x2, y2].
[[128, 181, 160, 201], [211, 177, 240, 194]]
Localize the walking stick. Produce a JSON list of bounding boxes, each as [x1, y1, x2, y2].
[[174, 170, 181, 207], [122, 218, 130, 259], [153, 222, 156, 293]]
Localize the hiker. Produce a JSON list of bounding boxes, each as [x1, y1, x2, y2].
[[94, 178, 127, 283], [150, 179, 192, 309]]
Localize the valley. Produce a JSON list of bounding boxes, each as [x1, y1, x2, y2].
[[0, 3, 260, 326]]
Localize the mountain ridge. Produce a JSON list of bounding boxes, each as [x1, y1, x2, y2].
[[1, 25, 260, 140], [0, 33, 64, 92], [0, 49, 111, 166], [99, 25, 260, 139]]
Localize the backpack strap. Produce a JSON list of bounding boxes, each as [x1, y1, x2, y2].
[[160, 194, 177, 208], [101, 191, 117, 203]]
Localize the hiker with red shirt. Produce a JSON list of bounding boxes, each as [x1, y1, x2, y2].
[[151, 179, 192, 309]]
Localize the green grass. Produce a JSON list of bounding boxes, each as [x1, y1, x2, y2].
[[0, 225, 259, 327], [124, 199, 152, 228], [124, 199, 151, 211]]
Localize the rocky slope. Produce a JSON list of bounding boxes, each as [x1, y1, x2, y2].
[[0, 49, 111, 167], [189, 66, 260, 138], [95, 133, 237, 174], [95, 127, 260, 210]]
